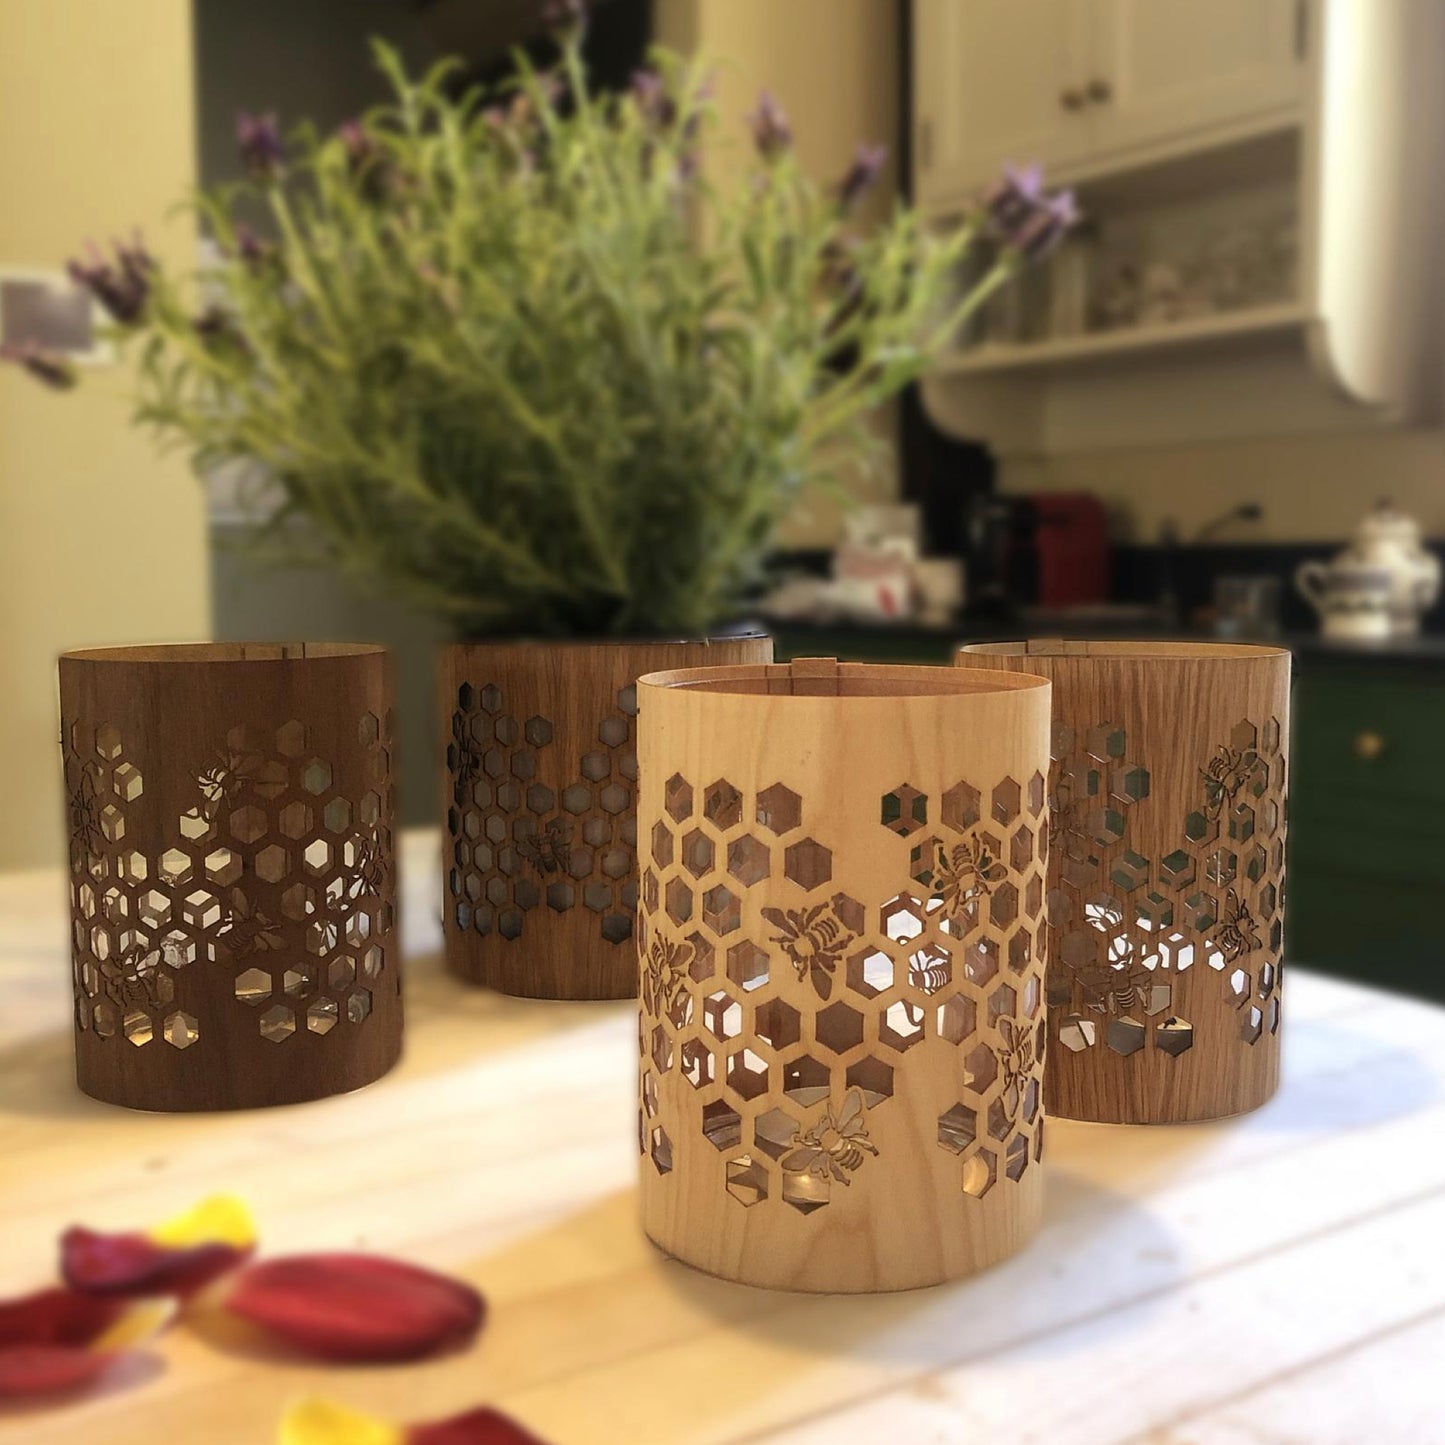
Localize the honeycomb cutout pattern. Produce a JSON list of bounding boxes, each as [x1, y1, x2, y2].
[[1048, 717, 1286, 1060], [639, 771, 1047, 1214], [65, 713, 395, 1051], [446, 682, 637, 946]]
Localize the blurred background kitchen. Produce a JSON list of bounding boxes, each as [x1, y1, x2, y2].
[[2, 0, 1442, 997]]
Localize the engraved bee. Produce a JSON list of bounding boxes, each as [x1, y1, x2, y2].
[[1074, 953, 1158, 1016], [762, 902, 857, 1001], [781, 1088, 879, 1184], [1048, 765, 1089, 841], [449, 712, 482, 792], [1200, 746, 1261, 820], [197, 748, 262, 815], [100, 944, 170, 1010], [928, 830, 1007, 927], [66, 766, 104, 859], [643, 936, 693, 1027], [517, 817, 572, 876], [907, 944, 952, 995], [345, 829, 387, 899], [996, 1017, 1037, 1121], [216, 889, 284, 955], [1216, 887, 1261, 960]]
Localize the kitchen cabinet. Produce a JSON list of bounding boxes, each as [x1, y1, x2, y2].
[[914, 2, 1445, 453], [914, 0, 1306, 202], [1086, 0, 1305, 159], [1287, 661, 1445, 999], [913, 0, 1088, 205]]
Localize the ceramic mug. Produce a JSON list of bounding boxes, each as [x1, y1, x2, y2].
[[1295, 559, 1394, 640]]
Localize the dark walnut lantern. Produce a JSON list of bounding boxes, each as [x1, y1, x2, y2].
[[636, 658, 1051, 1292], [58, 643, 401, 1111], [957, 640, 1290, 1124], [441, 635, 773, 999]]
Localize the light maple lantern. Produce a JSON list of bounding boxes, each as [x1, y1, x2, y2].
[[636, 658, 1050, 1292], [58, 643, 401, 1111], [957, 640, 1290, 1125]]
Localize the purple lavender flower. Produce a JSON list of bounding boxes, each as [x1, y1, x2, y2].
[[980, 163, 1045, 230], [749, 92, 793, 160], [542, 0, 587, 35], [0, 339, 78, 389], [66, 235, 154, 324], [232, 223, 276, 271], [837, 142, 888, 212], [631, 69, 676, 129], [1012, 187, 1079, 259], [236, 110, 285, 181], [337, 118, 395, 201], [193, 304, 251, 357], [980, 163, 1079, 259], [338, 119, 374, 170]]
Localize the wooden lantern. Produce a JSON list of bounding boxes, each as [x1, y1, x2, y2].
[[440, 634, 772, 1000], [636, 658, 1051, 1292], [956, 641, 1290, 1124], [58, 643, 401, 1112]]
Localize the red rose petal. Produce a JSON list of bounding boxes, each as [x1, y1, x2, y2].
[[61, 1226, 250, 1300], [0, 1344, 114, 1397], [411, 1407, 550, 1445], [224, 1254, 485, 1362], [0, 1286, 127, 1351], [0, 1287, 171, 1398]]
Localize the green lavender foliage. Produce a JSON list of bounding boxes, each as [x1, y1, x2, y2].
[[127, 38, 1018, 638]]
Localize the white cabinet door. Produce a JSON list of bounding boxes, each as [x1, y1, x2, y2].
[[914, 0, 1090, 205], [1085, 0, 1306, 156]]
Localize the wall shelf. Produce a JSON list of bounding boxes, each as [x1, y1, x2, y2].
[[937, 303, 1312, 378]]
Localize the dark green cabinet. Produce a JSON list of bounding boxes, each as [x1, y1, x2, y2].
[[1287, 666, 1445, 998]]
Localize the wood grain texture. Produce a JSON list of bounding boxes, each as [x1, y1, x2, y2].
[[439, 635, 772, 1000], [635, 659, 1052, 1291], [957, 640, 1291, 1124], [2, 833, 1444, 1444], [56, 643, 400, 1112]]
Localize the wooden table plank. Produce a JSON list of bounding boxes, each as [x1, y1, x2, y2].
[[763, 1189, 1445, 1445], [2, 833, 1441, 1444], [1150, 1307, 1445, 1445]]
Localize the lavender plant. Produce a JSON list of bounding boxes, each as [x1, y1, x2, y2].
[[8, 21, 1073, 637]]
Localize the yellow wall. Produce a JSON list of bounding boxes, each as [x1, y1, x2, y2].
[[0, 0, 209, 870], [661, 0, 903, 545]]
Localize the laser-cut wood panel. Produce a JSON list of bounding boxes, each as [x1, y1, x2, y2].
[[957, 640, 1290, 1124], [440, 636, 773, 1000], [58, 643, 400, 1112], [636, 658, 1051, 1292]]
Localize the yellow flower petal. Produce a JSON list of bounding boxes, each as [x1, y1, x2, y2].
[[279, 1398, 404, 1445], [91, 1297, 177, 1352], [149, 1194, 257, 1251]]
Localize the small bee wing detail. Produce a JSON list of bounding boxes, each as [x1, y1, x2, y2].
[[782, 1145, 826, 1175], [835, 1088, 866, 1133]]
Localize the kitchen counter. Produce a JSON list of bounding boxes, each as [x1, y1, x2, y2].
[[3, 832, 1445, 1443], [769, 619, 1445, 669]]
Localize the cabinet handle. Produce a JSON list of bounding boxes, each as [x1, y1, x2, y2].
[[1060, 88, 1087, 111], [1086, 78, 1113, 103], [1354, 730, 1387, 761]]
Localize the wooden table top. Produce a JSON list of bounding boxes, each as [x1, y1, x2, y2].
[[2, 831, 1442, 1444]]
